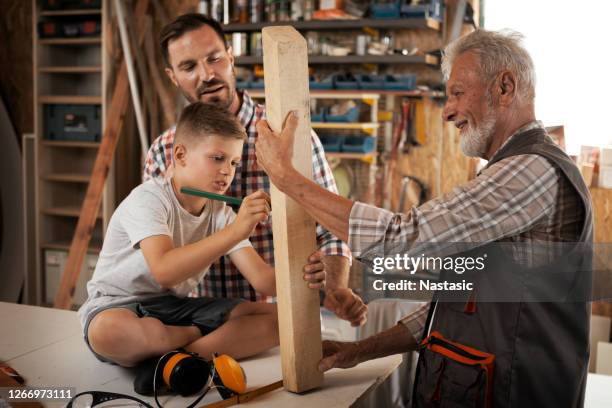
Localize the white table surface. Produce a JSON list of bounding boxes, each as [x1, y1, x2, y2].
[[0, 302, 401, 407]]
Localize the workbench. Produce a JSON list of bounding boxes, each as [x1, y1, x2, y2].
[[0, 302, 401, 407]]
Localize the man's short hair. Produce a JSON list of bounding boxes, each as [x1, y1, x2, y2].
[[160, 13, 227, 67], [441, 29, 536, 102], [175, 103, 246, 146]]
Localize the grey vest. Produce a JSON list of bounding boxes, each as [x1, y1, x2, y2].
[[413, 127, 593, 408]]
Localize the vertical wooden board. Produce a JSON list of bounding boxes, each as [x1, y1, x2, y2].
[[262, 26, 323, 393]]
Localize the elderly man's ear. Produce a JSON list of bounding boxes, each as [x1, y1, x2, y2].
[[496, 71, 517, 106]]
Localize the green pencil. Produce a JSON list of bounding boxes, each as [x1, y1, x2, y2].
[[180, 187, 243, 206]]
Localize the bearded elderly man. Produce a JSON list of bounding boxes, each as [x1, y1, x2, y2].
[[255, 29, 593, 408]]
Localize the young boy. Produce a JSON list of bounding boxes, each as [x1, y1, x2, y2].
[[78, 103, 326, 369]]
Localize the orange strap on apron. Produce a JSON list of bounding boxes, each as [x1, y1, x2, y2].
[[421, 331, 495, 408]]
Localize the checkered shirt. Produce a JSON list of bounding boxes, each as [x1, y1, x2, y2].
[[348, 121, 584, 341], [143, 91, 351, 302]]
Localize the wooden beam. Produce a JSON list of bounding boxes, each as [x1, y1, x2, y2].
[[54, 0, 149, 310], [262, 26, 323, 393]]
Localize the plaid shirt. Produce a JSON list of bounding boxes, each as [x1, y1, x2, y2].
[[348, 121, 583, 341], [143, 91, 351, 301]]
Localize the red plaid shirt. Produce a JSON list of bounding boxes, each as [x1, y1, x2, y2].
[[143, 91, 352, 301]]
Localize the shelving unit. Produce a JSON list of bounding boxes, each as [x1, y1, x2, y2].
[[235, 54, 438, 66], [31, 0, 113, 307], [224, 17, 441, 32]]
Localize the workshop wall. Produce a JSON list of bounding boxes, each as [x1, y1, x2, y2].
[[0, 0, 34, 141]]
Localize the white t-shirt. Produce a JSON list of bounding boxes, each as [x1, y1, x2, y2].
[[77, 178, 251, 329]]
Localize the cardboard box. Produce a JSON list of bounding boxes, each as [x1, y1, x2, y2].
[[600, 146, 612, 167], [599, 165, 612, 189]]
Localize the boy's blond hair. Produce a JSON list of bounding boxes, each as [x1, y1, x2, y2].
[[175, 102, 246, 146]]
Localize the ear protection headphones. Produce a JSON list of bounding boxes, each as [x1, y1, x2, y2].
[[155, 350, 247, 400], [67, 351, 247, 408]]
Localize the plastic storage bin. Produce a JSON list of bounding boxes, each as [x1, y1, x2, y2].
[[371, 1, 401, 18], [357, 74, 385, 90], [250, 78, 265, 89], [326, 106, 360, 122], [309, 75, 334, 90], [333, 73, 359, 90], [341, 136, 376, 153], [383, 74, 417, 90], [311, 108, 326, 122], [44, 104, 101, 142], [319, 134, 343, 152]]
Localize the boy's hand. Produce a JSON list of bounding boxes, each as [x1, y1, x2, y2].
[[303, 251, 326, 289], [324, 288, 368, 327], [232, 190, 271, 240]]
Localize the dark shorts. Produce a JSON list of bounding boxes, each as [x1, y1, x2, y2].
[[83, 295, 243, 363]]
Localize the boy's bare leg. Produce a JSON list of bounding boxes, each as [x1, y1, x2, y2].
[[88, 308, 201, 367], [88, 302, 278, 366], [184, 302, 279, 360]]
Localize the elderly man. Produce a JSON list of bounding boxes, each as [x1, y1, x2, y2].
[[255, 29, 592, 407], [143, 13, 366, 325]]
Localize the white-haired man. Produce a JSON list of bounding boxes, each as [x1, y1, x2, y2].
[[255, 29, 593, 407]]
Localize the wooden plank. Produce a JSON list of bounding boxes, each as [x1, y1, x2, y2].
[[39, 95, 102, 104], [39, 66, 102, 73], [262, 26, 323, 393], [39, 37, 101, 45], [41, 140, 100, 148], [53, 0, 149, 310]]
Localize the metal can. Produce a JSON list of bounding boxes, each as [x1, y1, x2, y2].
[[232, 32, 248, 57]]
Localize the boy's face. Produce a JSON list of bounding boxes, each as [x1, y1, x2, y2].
[[175, 134, 243, 194]]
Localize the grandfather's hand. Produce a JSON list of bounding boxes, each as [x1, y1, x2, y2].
[[324, 288, 368, 327], [303, 251, 326, 290], [318, 340, 362, 372], [255, 111, 299, 185]]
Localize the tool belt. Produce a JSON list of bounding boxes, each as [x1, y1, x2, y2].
[[415, 331, 495, 408]]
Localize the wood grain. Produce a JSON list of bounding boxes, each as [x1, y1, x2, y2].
[[262, 25, 323, 393]]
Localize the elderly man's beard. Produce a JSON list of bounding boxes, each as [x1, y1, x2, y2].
[[460, 107, 496, 158]]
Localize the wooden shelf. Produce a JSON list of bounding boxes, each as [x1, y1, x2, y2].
[[326, 152, 376, 160], [41, 241, 102, 253], [41, 206, 102, 219], [312, 122, 379, 130], [42, 173, 91, 183], [235, 54, 438, 66], [245, 89, 444, 98], [39, 66, 102, 74], [224, 17, 440, 32], [39, 37, 101, 45], [40, 9, 101, 17], [247, 90, 381, 99], [39, 95, 102, 104], [41, 140, 100, 148]]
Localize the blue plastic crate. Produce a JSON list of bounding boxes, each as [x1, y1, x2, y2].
[[311, 108, 326, 122], [371, 1, 401, 19], [326, 106, 360, 123], [235, 77, 251, 90], [319, 134, 343, 152], [383, 74, 417, 90], [333, 73, 359, 90], [250, 78, 265, 89], [341, 136, 376, 153], [309, 75, 334, 90], [401, 0, 443, 21], [357, 74, 385, 90]]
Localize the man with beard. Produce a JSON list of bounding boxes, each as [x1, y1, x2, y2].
[[143, 14, 367, 326], [255, 29, 593, 407]]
